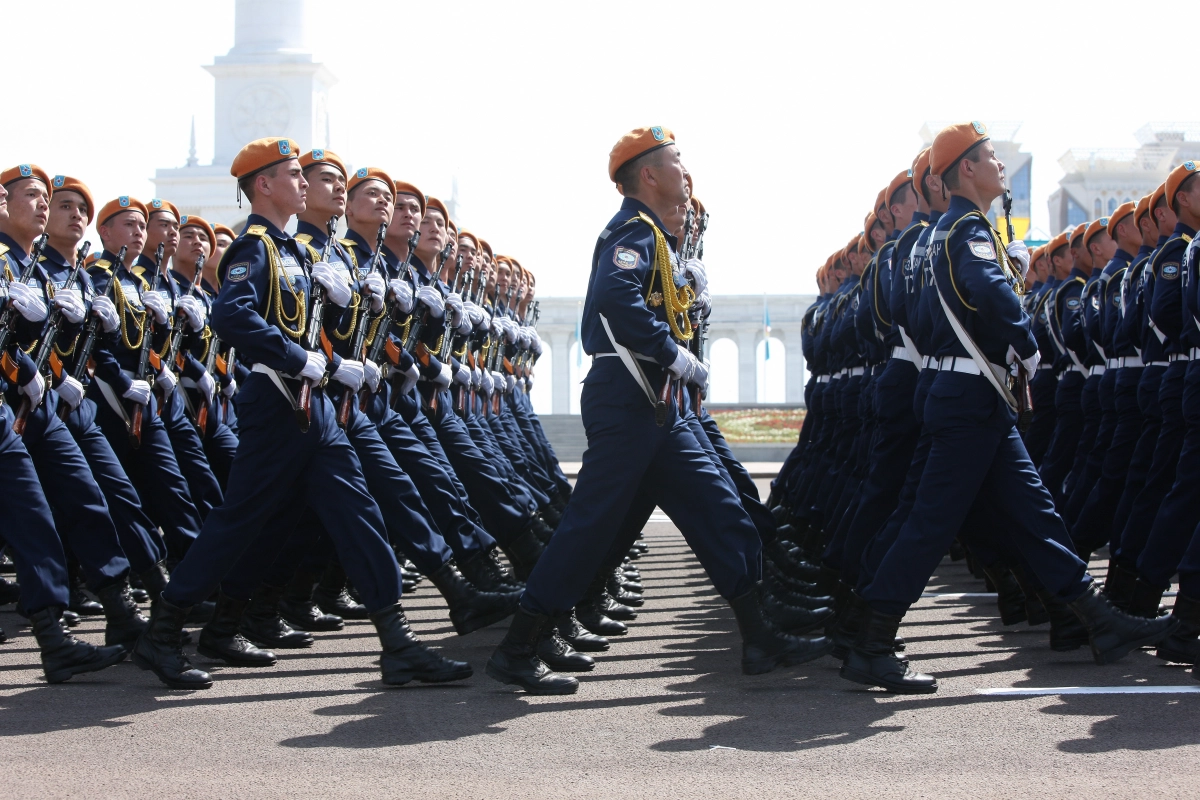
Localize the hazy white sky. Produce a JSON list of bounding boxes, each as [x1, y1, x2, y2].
[[6, 0, 1196, 297]]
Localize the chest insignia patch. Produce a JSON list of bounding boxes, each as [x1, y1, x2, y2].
[[1065, 298, 1081, 310], [1161, 263, 1180, 280], [969, 241, 997, 260], [227, 263, 250, 283], [613, 247, 640, 270]]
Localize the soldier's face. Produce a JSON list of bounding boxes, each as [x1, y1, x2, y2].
[[870, 223, 886, 247], [458, 239, 478, 276], [46, 191, 88, 245], [261, 162, 307, 216], [4, 178, 49, 239], [975, 142, 1006, 198], [418, 209, 448, 260], [213, 233, 233, 265], [391, 194, 423, 238], [347, 179, 393, 231], [305, 166, 346, 216], [0, 182, 8, 221], [648, 145, 690, 207], [178, 226, 211, 265], [495, 262, 510, 296], [100, 211, 147, 259], [146, 212, 180, 258], [486, 265, 497, 296]]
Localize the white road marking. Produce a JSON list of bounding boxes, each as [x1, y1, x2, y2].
[[977, 685, 1200, 696]]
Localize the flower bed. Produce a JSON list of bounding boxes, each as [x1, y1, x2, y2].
[[706, 407, 806, 443]]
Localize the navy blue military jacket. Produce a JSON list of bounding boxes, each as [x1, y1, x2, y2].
[[888, 215, 928, 350], [830, 275, 862, 370], [803, 295, 831, 376], [1027, 277, 1057, 363], [1080, 267, 1106, 365], [211, 213, 340, 378], [1118, 246, 1152, 358], [926, 195, 1035, 364], [87, 249, 164, 394], [854, 259, 883, 365], [38, 244, 97, 382], [1054, 268, 1088, 370], [1100, 250, 1134, 359], [0, 234, 56, 392], [1175, 224, 1199, 350], [1149, 223, 1195, 355], [909, 210, 942, 358]]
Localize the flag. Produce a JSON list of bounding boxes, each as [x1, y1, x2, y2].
[[575, 301, 583, 367], [763, 298, 772, 360]]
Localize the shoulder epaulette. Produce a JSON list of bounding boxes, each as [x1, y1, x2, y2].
[[338, 239, 360, 269], [246, 224, 269, 237], [295, 233, 314, 245], [0, 243, 9, 259], [338, 238, 358, 248], [94, 259, 112, 271]]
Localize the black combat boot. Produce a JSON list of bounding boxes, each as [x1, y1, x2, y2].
[[428, 561, 519, 635], [1102, 561, 1139, 610], [459, 548, 522, 594], [486, 547, 525, 590], [502, 525, 546, 580], [1007, 566, 1050, 626], [764, 537, 822, 583], [981, 564, 1028, 626], [95, 581, 149, 648], [279, 568, 344, 632], [763, 571, 833, 610], [831, 592, 871, 661], [371, 603, 473, 686], [599, 589, 636, 621], [840, 607, 936, 693], [31, 607, 127, 684], [1156, 593, 1200, 664], [1127, 578, 1167, 619], [1034, 589, 1090, 651], [139, 562, 169, 611], [730, 584, 832, 675], [485, 607, 579, 694], [0, 575, 21, 605], [1068, 582, 1179, 665], [537, 626, 595, 672], [540, 502, 563, 529], [313, 564, 369, 619], [761, 583, 834, 635], [239, 584, 314, 649], [131, 598, 213, 689], [606, 568, 644, 607], [197, 593, 277, 667], [68, 576, 103, 617], [555, 611, 609, 652]]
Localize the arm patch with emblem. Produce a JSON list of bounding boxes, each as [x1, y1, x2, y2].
[[226, 263, 250, 282], [1161, 263, 1180, 280], [969, 241, 997, 260], [613, 247, 640, 270]]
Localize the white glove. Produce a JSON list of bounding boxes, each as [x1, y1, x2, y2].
[[123, 379, 151, 405], [8, 281, 47, 323], [505, 374, 516, 393], [434, 361, 452, 389], [445, 292, 465, 324], [531, 332, 543, 356], [452, 365, 470, 386], [465, 300, 483, 327], [299, 350, 328, 382], [222, 378, 238, 398], [502, 317, 518, 344], [362, 272, 386, 313], [518, 326, 532, 349], [91, 295, 119, 333], [477, 307, 492, 332], [52, 288, 85, 324], [482, 369, 494, 394], [416, 285, 445, 318], [694, 288, 712, 316], [141, 290, 170, 325], [667, 347, 699, 382], [690, 360, 710, 394], [489, 316, 503, 336], [176, 295, 205, 332], [400, 363, 419, 395], [156, 366, 177, 396], [388, 279, 414, 314], [333, 359, 365, 391], [472, 366, 483, 389], [1006, 240, 1030, 273], [526, 375, 535, 391], [684, 258, 708, 295], [456, 314, 473, 336], [1006, 344, 1041, 379], [197, 371, 216, 402], [312, 262, 352, 307], [364, 358, 381, 393], [56, 375, 85, 410], [19, 371, 45, 410]]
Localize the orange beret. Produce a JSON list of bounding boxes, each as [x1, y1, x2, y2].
[[911, 148, 932, 196], [299, 148, 348, 180], [1, 163, 52, 193], [98, 196, 147, 226], [931, 121, 990, 178], [1069, 222, 1088, 247], [608, 125, 675, 183], [1029, 246, 1043, 266], [1084, 216, 1110, 246], [1166, 160, 1199, 211], [1134, 194, 1153, 225], [347, 166, 393, 197], [424, 196, 450, 222], [875, 187, 887, 214], [180, 214, 215, 243], [392, 181, 426, 215], [1107, 202, 1137, 239], [478, 239, 493, 257], [446, 218, 458, 237], [1150, 182, 1167, 213], [1046, 232, 1069, 257], [229, 137, 299, 180], [213, 224, 236, 241], [50, 175, 94, 223], [886, 168, 913, 206], [458, 230, 479, 250], [147, 198, 180, 222]]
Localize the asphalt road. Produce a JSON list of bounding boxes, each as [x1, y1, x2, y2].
[[2, 491, 1198, 798]]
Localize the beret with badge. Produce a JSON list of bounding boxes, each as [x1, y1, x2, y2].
[[299, 148, 348, 180], [886, 168, 913, 207], [1084, 216, 1110, 246], [0, 163, 52, 192], [50, 175, 94, 223], [1166, 160, 1199, 211], [147, 198, 180, 222], [230, 137, 300, 205], [98, 195, 148, 226], [180, 214, 215, 244], [213, 223, 236, 241], [608, 126, 676, 184], [425, 196, 450, 222], [392, 181, 426, 215], [347, 166, 393, 197], [931, 121, 990, 178], [1069, 222, 1088, 248], [1107, 202, 1137, 239]]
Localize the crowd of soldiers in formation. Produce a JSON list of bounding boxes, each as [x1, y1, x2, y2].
[[767, 129, 1200, 692]]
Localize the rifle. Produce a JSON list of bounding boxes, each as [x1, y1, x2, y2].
[[129, 243, 166, 449], [295, 215, 340, 433], [366, 229, 419, 372], [1003, 189, 1034, 432], [61, 245, 125, 419], [0, 234, 49, 355], [338, 222, 387, 427], [159, 255, 205, 405], [438, 252, 466, 363], [196, 331, 219, 438], [14, 240, 89, 434], [455, 260, 487, 416]]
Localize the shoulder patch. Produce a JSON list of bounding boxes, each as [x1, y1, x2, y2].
[[1066, 297, 1081, 309], [226, 262, 251, 283], [1161, 262, 1180, 280], [613, 247, 640, 270], [969, 241, 997, 260]]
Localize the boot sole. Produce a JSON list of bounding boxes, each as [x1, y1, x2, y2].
[[196, 643, 278, 667], [451, 605, 518, 636], [743, 644, 832, 675], [240, 636, 314, 649], [130, 651, 213, 690], [484, 661, 579, 694], [838, 664, 938, 694], [1093, 621, 1181, 665], [44, 646, 129, 684], [563, 640, 609, 653], [1154, 644, 1200, 665], [382, 666, 474, 686]]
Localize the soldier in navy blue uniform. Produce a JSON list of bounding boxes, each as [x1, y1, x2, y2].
[[0, 165, 129, 681], [131, 137, 471, 690], [1022, 246, 1059, 466], [841, 123, 1176, 694], [486, 126, 831, 695]]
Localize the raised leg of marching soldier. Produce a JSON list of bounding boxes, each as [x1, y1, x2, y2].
[[1038, 368, 1086, 505], [1063, 369, 1103, 508], [1024, 366, 1058, 467], [159, 386, 223, 520], [509, 388, 572, 500], [1064, 367, 1117, 526]]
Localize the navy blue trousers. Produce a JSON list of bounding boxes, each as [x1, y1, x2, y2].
[[1038, 370, 1085, 506], [160, 387, 223, 520], [1112, 365, 1167, 563], [1023, 368, 1059, 467], [1063, 372, 1103, 504], [1064, 369, 1117, 526]]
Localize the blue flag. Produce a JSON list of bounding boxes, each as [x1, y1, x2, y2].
[[763, 299, 772, 360]]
